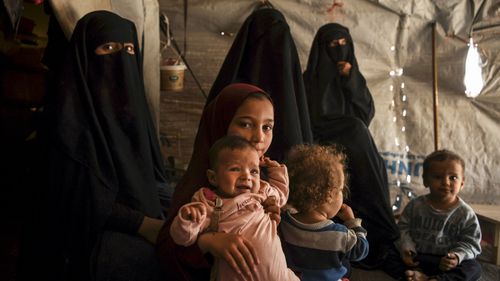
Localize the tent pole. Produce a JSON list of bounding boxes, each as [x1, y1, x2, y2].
[[432, 22, 439, 151]]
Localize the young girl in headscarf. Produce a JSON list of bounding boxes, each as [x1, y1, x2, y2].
[[157, 83, 286, 281]]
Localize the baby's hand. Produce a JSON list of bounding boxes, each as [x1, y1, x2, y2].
[[402, 250, 419, 267], [262, 196, 281, 224], [336, 203, 355, 221], [180, 204, 206, 223], [260, 156, 281, 168], [439, 252, 458, 271]]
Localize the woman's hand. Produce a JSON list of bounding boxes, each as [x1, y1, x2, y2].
[[401, 250, 419, 267], [198, 232, 259, 279], [262, 196, 281, 224], [137, 216, 165, 244], [337, 61, 352, 76]]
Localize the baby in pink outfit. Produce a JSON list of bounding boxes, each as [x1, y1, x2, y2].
[[170, 136, 298, 281]]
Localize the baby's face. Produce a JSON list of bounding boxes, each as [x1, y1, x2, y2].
[[209, 147, 261, 198], [424, 159, 464, 203]]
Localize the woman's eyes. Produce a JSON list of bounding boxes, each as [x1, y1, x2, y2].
[[329, 38, 347, 47], [95, 43, 120, 55], [123, 43, 135, 55], [95, 42, 135, 55]]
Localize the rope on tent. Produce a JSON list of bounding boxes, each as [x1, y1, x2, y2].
[[159, 7, 207, 99]]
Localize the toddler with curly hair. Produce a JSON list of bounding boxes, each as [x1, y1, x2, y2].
[[279, 144, 369, 280]]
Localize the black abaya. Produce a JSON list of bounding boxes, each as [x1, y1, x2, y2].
[[303, 23, 399, 265], [22, 11, 165, 281]]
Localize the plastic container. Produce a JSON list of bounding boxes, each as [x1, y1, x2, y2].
[[160, 63, 186, 91]]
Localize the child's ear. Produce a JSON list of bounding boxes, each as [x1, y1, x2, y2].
[[206, 169, 217, 187], [326, 190, 335, 203]]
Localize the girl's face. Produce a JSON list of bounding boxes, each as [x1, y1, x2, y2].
[[227, 97, 274, 157]]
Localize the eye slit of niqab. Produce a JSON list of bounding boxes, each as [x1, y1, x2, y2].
[[94, 42, 136, 55], [329, 38, 347, 47], [123, 43, 135, 55], [95, 42, 122, 55]]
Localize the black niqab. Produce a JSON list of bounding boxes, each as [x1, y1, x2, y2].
[[304, 23, 375, 127], [208, 8, 312, 161], [53, 9, 164, 220]]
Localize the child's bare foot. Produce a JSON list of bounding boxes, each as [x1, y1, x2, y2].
[[405, 270, 434, 281]]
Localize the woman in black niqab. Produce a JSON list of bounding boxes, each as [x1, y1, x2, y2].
[[26, 10, 166, 281], [303, 23, 399, 268], [303, 23, 375, 126]]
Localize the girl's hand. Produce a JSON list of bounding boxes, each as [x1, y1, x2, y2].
[[198, 232, 259, 279], [180, 205, 206, 223], [262, 196, 281, 224], [439, 252, 458, 271], [260, 156, 280, 168], [401, 250, 419, 267]]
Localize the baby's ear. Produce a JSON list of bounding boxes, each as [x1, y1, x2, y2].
[[325, 191, 334, 203], [206, 169, 217, 187]]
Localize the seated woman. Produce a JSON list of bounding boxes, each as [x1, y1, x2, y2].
[[20, 11, 166, 281], [303, 23, 400, 267], [157, 83, 288, 280]]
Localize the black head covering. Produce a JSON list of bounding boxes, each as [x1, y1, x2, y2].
[[41, 10, 164, 280], [53, 9, 164, 219], [303, 23, 375, 127], [208, 8, 312, 161]]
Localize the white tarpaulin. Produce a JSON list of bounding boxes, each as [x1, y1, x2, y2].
[[160, 0, 500, 207]]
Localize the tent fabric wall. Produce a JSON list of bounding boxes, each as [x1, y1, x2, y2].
[[48, 0, 161, 128], [159, 0, 500, 206]]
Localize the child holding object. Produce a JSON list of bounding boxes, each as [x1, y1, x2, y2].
[[170, 135, 298, 281], [399, 149, 482, 281], [279, 144, 369, 281]]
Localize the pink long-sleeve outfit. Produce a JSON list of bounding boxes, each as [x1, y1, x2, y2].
[[170, 165, 298, 281]]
